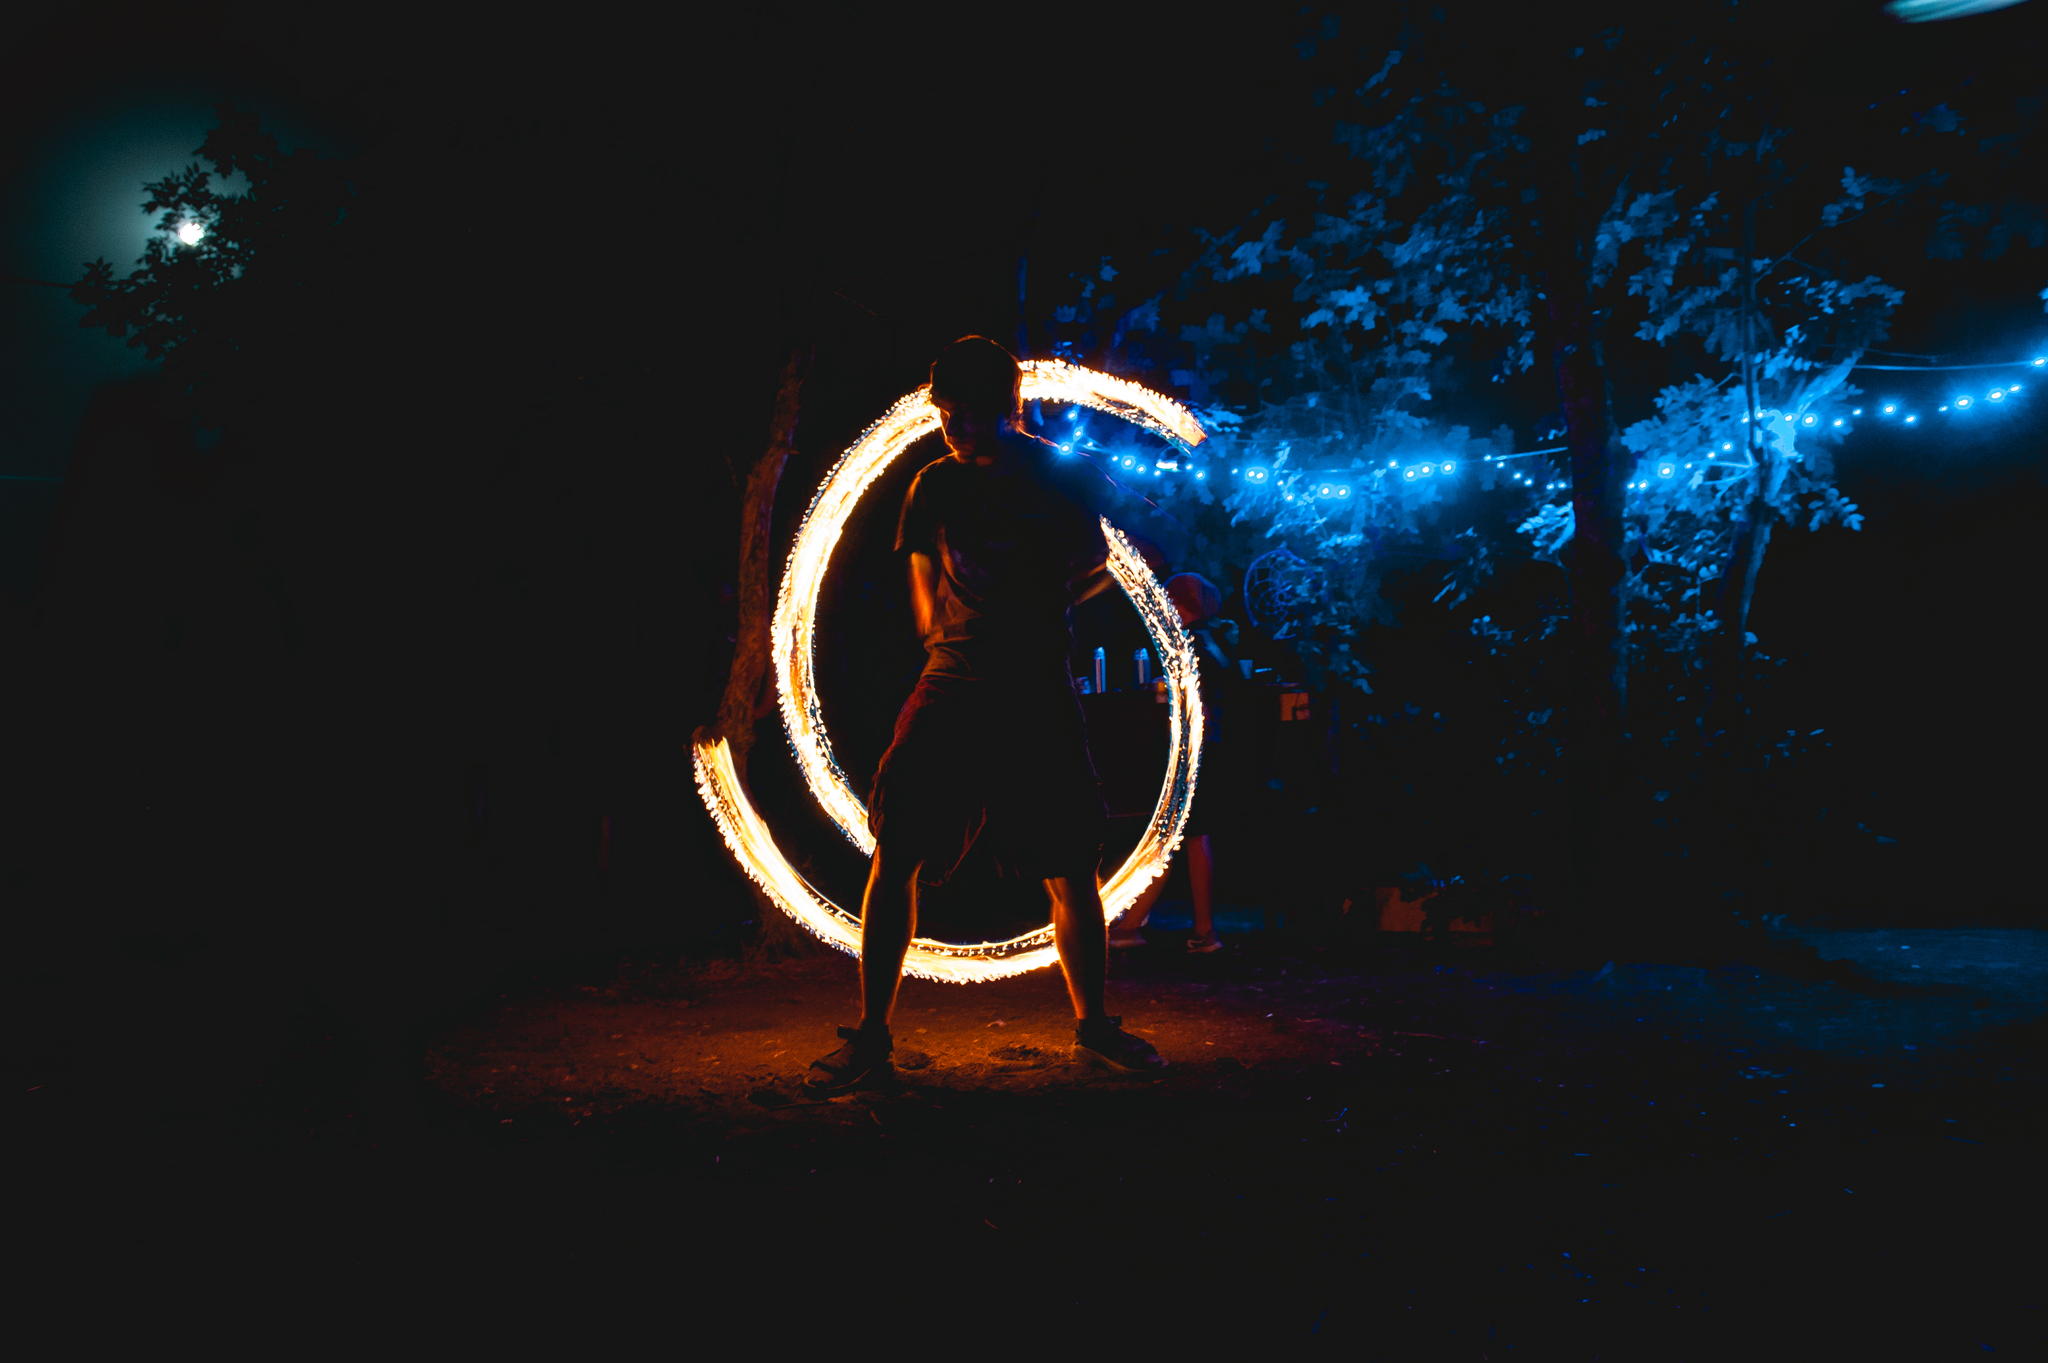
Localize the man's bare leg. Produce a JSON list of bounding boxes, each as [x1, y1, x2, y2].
[[1045, 874, 1107, 1022], [857, 846, 920, 1030], [804, 846, 918, 1095], [1053, 873, 1166, 1070], [1188, 834, 1215, 938]]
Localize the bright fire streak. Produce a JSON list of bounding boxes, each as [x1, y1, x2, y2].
[[1019, 357, 1209, 451], [693, 363, 1208, 983]]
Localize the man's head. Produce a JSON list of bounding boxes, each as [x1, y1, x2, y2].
[[930, 336, 1021, 455], [1165, 572, 1223, 626]]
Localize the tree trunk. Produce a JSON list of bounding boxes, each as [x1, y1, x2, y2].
[[701, 344, 813, 954], [1546, 270, 1629, 941], [1712, 197, 1783, 735], [712, 346, 809, 776], [1525, 98, 1630, 941]]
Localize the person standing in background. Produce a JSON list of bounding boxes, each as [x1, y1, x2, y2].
[[1111, 572, 1244, 954]]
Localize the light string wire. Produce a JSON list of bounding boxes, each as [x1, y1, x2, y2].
[[692, 361, 1207, 983]]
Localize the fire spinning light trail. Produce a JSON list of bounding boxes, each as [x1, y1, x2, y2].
[[693, 361, 1209, 982]]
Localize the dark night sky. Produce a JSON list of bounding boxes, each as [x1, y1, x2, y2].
[[1, 3, 2042, 913], [5, 4, 2041, 536], [5, 2, 2042, 589]]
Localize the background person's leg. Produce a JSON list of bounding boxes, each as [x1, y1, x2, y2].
[[1112, 871, 1164, 942], [1045, 875, 1107, 1022], [858, 847, 920, 1029], [1188, 834, 1215, 938]]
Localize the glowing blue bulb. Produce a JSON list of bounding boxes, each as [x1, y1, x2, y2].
[[1195, 471, 1205, 479], [1905, 415, 1917, 423], [1783, 413, 1796, 423], [1852, 408, 1863, 415], [1420, 465, 1434, 477], [1801, 414, 1817, 426], [1883, 405, 1896, 414], [1404, 469, 1417, 480], [1441, 461, 1454, 474], [1988, 390, 2005, 402], [1389, 459, 1398, 467], [2033, 358, 2045, 366], [1955, 396, 1972, 409], [1833, 419, 1843, 427], [2011, 383, 2023, 391], [1658, 465, 1674, 478], [1722, 442, 1734, 451], [1336, 486, 1349, 497]]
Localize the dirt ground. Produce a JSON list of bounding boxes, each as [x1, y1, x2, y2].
[[425, 948, 1384, 1115], [23, 928, 2044, 1355]]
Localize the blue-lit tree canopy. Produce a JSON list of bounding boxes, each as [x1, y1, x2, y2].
[[1034, 4, 2045, 926]]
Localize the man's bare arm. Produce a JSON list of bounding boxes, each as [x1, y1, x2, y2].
[[1070, 559, 1116, 605], [907, 551, 939, 638]]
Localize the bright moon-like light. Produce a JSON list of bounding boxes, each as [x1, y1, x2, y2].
[[693, 361, 1208, 983], [175, 220, 205, 246]]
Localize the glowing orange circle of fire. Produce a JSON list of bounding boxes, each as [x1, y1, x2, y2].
[[693, 361, 1208, 982]]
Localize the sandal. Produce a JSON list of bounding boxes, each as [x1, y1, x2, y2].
[[1186, 929, 1224, 954], [803, 1023, 894, 1097]]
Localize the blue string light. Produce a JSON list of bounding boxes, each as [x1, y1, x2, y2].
[[1109, 358, 2034, 503]]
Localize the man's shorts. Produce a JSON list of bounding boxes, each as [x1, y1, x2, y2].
[[866, 673, 1108, 886]]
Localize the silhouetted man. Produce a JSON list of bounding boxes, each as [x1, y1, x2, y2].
[[805, 337, 1167, 1094]]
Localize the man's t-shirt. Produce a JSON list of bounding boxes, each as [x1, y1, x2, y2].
[[895, 433, 1125, 684]]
